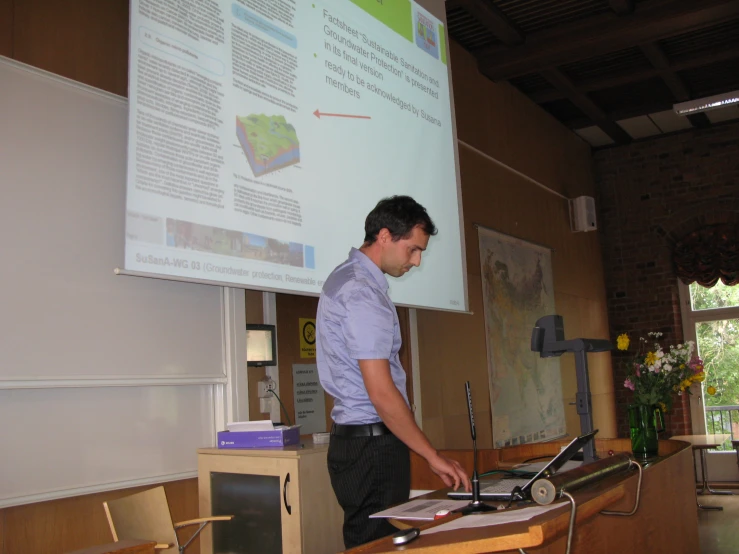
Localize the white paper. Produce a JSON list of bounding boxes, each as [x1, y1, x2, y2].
[[312, 432, 330, 445], [422, 503, 569, 535], [410, 490, 436, 499], [226, 420, 274, 432], [370, 499, 470, 520]]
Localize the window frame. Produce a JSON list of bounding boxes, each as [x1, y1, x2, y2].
[[677, 279, 739, 434]]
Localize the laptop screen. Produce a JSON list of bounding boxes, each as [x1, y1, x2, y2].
[[446, 430, 599, 501], [518, 429, 598, 492]]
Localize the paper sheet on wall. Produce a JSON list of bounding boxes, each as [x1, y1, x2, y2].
[[291, 363, 326, 434]]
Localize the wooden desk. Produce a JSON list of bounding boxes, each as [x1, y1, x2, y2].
[[342, 438, 699, 554], [672, 433, 731, 449], [672, 433, 735, 511]]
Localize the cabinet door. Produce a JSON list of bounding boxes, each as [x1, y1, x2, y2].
[[199, 455, 302, 554]]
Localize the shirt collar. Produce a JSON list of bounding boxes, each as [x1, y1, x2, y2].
[[350, 248, 388, 292]]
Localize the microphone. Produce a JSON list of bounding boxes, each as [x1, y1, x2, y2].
[[454, 381, 496, 514]]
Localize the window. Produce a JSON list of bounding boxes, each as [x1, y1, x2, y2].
[[678, 280, 739, 449]]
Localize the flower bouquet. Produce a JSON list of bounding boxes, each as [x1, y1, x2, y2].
[[617, 332, 705, 409], [616, 332, 705, 456]]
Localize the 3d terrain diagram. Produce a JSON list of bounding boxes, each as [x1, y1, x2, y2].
[[236, 114, 300, 177]]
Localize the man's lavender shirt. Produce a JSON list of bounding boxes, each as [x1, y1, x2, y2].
[[316, 248, 409, 425]]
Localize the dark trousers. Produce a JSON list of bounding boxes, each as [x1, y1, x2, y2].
[[327, 432, 410, 549]]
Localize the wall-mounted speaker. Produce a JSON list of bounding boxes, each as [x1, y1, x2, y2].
[[569, 196, 597, 232]]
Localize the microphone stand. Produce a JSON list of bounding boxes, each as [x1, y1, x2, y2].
[[454, 381, 496, 515]]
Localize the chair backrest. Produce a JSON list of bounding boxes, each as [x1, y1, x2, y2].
[[103, 487, 178, 551]]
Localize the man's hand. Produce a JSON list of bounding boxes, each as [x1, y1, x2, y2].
[[427, 452, 471, 492], [358, 359, 472, 493]]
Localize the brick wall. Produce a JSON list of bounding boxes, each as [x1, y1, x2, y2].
[[593, 120, 739, 437]]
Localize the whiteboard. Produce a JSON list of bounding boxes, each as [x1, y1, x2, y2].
[[0, 386, 215, 507], [0, 57, 232, 507], [0, 57, 226, 385]]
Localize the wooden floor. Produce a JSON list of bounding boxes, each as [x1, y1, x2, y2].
[[698, 491, 739, 554]]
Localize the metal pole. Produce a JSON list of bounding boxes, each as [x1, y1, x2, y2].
[[574, 350, 596, 463]]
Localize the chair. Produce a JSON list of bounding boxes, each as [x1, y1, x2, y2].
[[103, 486, 233, 553], [66, 539, 157, 554]]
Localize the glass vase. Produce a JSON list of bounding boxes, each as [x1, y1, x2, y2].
[[628, 404, 664, 457]]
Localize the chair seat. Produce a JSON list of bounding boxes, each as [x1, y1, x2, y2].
[[103, 486, 233, 554]]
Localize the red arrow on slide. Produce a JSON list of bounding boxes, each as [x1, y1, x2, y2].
[[313, 109, 371, 120]]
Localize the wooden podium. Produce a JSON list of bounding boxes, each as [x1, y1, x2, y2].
[[197, 442, 344, 554], [343, 438, 699, 554]]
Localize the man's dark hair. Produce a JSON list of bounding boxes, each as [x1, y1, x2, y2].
[[363, 196, 437, 245]]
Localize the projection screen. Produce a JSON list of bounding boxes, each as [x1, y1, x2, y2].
[[124, 0, 467, 312]]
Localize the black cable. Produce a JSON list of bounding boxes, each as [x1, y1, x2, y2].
[[268, 389, 293, 427], [522, 455, 556, 463], [480, 469, 538, 478]]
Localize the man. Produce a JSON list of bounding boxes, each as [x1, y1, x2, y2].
[[316, 195, 471, 548]]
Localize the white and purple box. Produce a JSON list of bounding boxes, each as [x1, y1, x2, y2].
[[217, 425, 301, 449]]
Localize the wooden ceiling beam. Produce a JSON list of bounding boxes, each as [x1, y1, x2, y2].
[[640, 42, 713, 130], [477, 0, 739, 81], [609, 0, 635, 16], [531, 67, 657, 103], [566, 100, 679, 129], [540, 69, 632, 144], [569, 109, 712, 130], [528, 43, 739, 103], [640, 42, 690, 101], [687, 112, 712, 128], [451, 0, 524, 46]]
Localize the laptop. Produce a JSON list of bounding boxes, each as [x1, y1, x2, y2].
[[447, 430, 598, 501]]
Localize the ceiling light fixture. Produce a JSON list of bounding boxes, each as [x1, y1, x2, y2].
[[674, 90, 739, 116]]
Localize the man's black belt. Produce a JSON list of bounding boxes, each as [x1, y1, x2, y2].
[[331, 422, 390, 437]]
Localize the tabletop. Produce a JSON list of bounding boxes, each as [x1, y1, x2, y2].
[[671, 434, 731, 449]]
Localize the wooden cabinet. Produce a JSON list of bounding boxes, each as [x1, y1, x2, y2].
[[198, 442, 344, 554]]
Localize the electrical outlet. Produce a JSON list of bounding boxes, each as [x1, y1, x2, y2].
[[258, 379, 276, 398]]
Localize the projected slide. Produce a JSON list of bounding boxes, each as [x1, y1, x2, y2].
[[125, 0, 466, 311]]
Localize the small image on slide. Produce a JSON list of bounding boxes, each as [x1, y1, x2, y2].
[[236, 114, 300, 177], [414, 11, 439, 60], [165, 217, 311, 269]]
